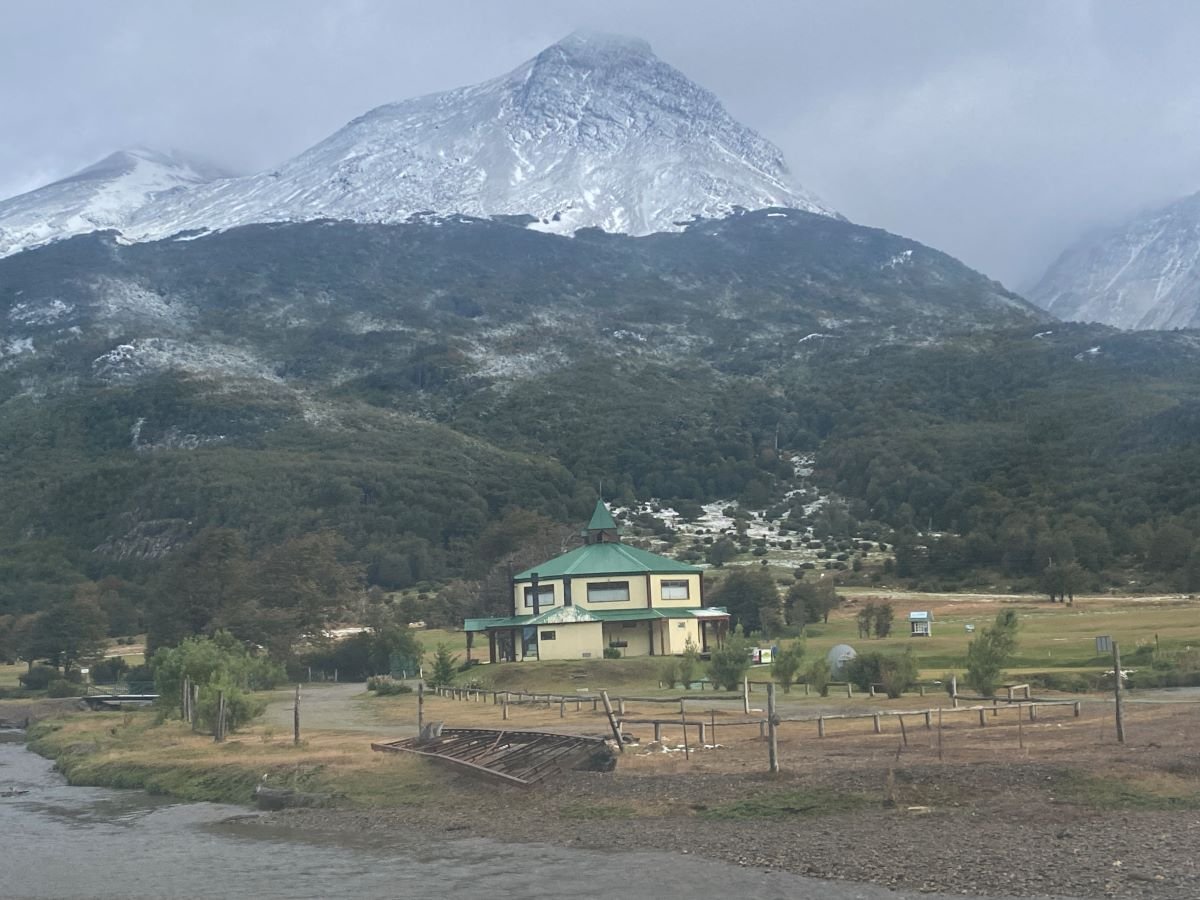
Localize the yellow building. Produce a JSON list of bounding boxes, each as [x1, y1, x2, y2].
[[465, 501, 731, 662]]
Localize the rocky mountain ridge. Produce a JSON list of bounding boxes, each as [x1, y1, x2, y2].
[[0, 31, 833, 259], [1030, 190, 1200, 329]]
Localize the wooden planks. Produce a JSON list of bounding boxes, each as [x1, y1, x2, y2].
[[371, 728, 611, 786]]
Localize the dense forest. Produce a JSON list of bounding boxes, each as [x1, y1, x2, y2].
[[1, 213, 1199, 649]]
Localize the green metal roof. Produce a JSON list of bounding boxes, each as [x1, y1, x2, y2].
[[514, 541, 701, 582], [585, 500, 618, 532]]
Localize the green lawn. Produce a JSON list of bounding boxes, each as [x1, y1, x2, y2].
[[0, 662, 24, 688], [430, 595, 1200, 691]]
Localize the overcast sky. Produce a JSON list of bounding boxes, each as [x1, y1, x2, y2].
[[4, 0, 1200, 287]]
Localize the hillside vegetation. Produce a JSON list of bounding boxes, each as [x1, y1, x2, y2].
[[1, 213, 1199, 638]]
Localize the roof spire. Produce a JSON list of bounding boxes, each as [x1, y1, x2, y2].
[[583, 499, 620, 544]]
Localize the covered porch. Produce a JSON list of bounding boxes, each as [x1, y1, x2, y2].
[[463, 607, 731, 663]]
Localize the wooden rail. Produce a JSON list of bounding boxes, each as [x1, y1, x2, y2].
[[372, 728, 610, 786]]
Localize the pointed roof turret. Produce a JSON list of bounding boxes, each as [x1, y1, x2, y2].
[[583, 500, 620, 544], [587, 500, 617, 531]]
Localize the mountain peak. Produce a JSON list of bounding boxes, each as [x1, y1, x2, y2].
[[1, 33, 835, 255], [1031, 190, 1200, 330], [549, 29, 655, 62]]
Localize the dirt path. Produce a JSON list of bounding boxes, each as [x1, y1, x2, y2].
[[262, 682, 418, 737]]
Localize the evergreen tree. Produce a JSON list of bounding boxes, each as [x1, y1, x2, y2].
[[965, 610, 1019, 697], [27, 587, 109, 673]]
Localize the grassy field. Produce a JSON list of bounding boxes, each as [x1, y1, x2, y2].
[[26, 710, 457, 808], [428, 592, 1199, 692], [799, 593, 1197, 676]]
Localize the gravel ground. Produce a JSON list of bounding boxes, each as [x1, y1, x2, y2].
[[260, 734, 1200, 900]]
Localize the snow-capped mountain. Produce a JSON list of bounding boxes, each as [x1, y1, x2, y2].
[[1030, 191, 1200, 330], [0, 148, 226, 258], [0, 31, 834, 258]]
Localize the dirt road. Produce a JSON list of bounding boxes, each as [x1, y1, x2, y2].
[[262, 682, 418, 737]]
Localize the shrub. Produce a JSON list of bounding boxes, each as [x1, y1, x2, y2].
[[152, 631, 285, 733], [660, 659, 679, 689], [707, 627, 752, 691], [367, 675, 413, 695], [194, 684, 265, 731], [90, 656, 130, 684], [677, 638, 701, 688], [965, 610, 1019, 697], [602, 647, 622, 659], [845, 650, 918, 697], [428, 643, 458, 687], [19, 665, 59, 691], [47, 679, 79, 698], [771, 641, 806, 693], [806, 658, 831, 697]]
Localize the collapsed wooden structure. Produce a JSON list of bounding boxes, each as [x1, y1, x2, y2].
[[371, 727, 614, 786]]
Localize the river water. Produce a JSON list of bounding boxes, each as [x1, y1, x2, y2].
[[0, 732, 1034, 900]]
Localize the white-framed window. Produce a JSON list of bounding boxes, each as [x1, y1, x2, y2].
[[587, 581, 630, 603], [540, 630, 557, 641], [660, 579, 690, 600], [523, 585, 556, 609]]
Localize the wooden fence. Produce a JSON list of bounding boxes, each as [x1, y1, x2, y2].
[[428, 684, 1082, 742]]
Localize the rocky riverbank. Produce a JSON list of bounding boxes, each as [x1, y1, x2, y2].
[[21, 690, 1200, 899], [259, 759, 1198, 900]]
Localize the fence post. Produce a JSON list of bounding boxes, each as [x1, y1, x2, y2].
[[846, 682, 853, 699], [600, 691, 624, 752], [817, 716, 825, 738], [873, 713, 881, 734], [950, 675, 958, 709], [767, 683, 779, 774], [417, 682, 424, 733], [742, 677, 750, 714], [293, 684, 301, 746], [1113, 642, 1126, 744], [978, 708, 986, 727], [680, 698, 690, 761]]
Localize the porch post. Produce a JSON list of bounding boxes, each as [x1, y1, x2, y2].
[[648, 621, 655, 656], [488, 630, 497, 664], [466, 631, 473, 663]]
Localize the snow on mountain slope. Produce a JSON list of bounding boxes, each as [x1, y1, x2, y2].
[[0, 148, 226, 258], [1030, 191, 1200, 330], [0, 31, 835, 258]]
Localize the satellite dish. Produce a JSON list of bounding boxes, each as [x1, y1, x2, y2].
[[826, 644, 857, 679]]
